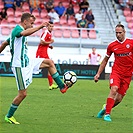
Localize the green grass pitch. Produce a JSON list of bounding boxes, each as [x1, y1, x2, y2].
[[0, 77, 133, 133]]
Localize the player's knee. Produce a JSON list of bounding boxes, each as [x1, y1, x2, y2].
[[111, 86, 118, 95], [19, 91, 27, 99], [47, 59, 54, 67]]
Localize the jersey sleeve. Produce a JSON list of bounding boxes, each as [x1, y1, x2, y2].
[[41, 31, 47, 41], [13, 25, 23, 38], [6, 38, 10, 44], [106, 43, 113, 57]]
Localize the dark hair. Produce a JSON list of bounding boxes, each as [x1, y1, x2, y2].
[[49, 21, 53, 24], [21, 12, 33, 22], [31, 14, 36, 21], [115, 24, 125, 29]]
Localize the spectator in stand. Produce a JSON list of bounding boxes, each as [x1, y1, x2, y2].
[[45, 0, 54, 13], [75, 9, 83, 23], [129, 0, 133, 11], [85, 9, 95, 23], [54, 1, 66, 18], [77, 15, 88, 35], [114, 0, 120, 4], [79, 0, 89, 13], [88, 47, 101, 65], [48, 8, 60, 23], [4, 0, 16, 11], [14, 0, 23, 8], [39, 0, 45, 10], [70, 0, 82, 5], [29, 0, 41, 13], [119, 0, 130, 9], [87, 21, 95, 30], [65, 3, 75, 21], [0, 8, 7, 21], [77, 15, 87, 28]]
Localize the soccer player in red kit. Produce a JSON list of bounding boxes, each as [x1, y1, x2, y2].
[[94, 24, 133, 122], [36, 21, 58, 90]]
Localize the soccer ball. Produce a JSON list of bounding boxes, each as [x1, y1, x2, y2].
[[63, 71, 77, 87]]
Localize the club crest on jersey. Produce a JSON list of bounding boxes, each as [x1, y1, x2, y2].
[[126, 44, 130, 48]]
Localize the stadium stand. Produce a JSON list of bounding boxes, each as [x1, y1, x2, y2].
[[0, 0, 132, 50], [111, 0, 133, 37]]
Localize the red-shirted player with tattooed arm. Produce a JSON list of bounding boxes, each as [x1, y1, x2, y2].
[[36, 21, 58, 90], [94, 24, 133, 122]]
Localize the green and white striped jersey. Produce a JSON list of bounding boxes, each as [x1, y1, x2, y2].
[[7, 25, 29, 67]]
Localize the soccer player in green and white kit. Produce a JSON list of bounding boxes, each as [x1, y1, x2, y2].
[[0, 13, 69, 124]]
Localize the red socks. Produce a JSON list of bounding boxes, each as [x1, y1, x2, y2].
[[48, 75, 53, 86], [105, 98, 115, 115]]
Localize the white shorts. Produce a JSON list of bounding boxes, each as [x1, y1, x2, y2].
[[11, 58, 44, 90]]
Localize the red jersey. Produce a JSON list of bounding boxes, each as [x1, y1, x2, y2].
[[106, 38, 133, 76], [36, 29, 52, 58]]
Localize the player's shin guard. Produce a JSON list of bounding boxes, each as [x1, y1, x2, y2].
[[105, 98, 115, 115], [52, 72, 64, 89], [6, 103, 18, 118]]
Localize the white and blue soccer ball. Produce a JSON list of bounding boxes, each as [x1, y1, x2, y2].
[[63, 71, 77, 87]]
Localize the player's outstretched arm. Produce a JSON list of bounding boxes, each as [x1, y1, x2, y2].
[[21, 22, 49, 36], [0, 41, 9, 53], [94, 56, 109, 82]]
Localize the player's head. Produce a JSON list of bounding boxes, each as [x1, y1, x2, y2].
[[115, 24, 125, 42], [21, 13, 36, 29], [92, 47, 96, 52], [47, 21, 54, 32]]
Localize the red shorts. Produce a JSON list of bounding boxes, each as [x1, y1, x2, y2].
[[36, 53, 49, 59], [109, 73, 132, 96]]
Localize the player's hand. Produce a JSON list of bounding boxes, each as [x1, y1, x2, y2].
[[40, 22, 49, 28], [94, 74, 100, 83], [49, 46, 53, 49]]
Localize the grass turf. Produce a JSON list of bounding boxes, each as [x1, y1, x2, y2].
[[0, 77, 133, 133]]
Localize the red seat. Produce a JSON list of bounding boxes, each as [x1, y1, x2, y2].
[[54, 22, 61, 29], [81, 30, 88, 38], [59, 16, 67, 25], [22, 2, 29, 10], [71, 29, 79, 38], [89, 30, 96, 39], [1, 27, 11, 36], [7, 15, 15, 23], [7, 8, 14, 16], [24, 9, 30, 13], [69, 23, 77, 28], [61, 23, 69, 28], [74, 5, 79, 13], [53, 1, 59, 7], [15, 16, 21, 23], [68, 18, 76, 25], [53, 29, 62, 38], [32, 9, 40, 17], [42, 18, 50, 22], [9, 21, 16, 30], [63, 29, 71, 38], [128, 22, 133, 29], [126, 16, 133, 22], [62, 2, 69, 8], [15, 8, 22, 17], [40, 12, 48, 19], [0, 3, 4, 10], [1, 19, 8, 28], [123, 8, 131, 16], [34, 18, 42, 25]]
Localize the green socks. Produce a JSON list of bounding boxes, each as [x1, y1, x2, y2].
[[52, 72, 64, 89], [6, 103, 18, 118]]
